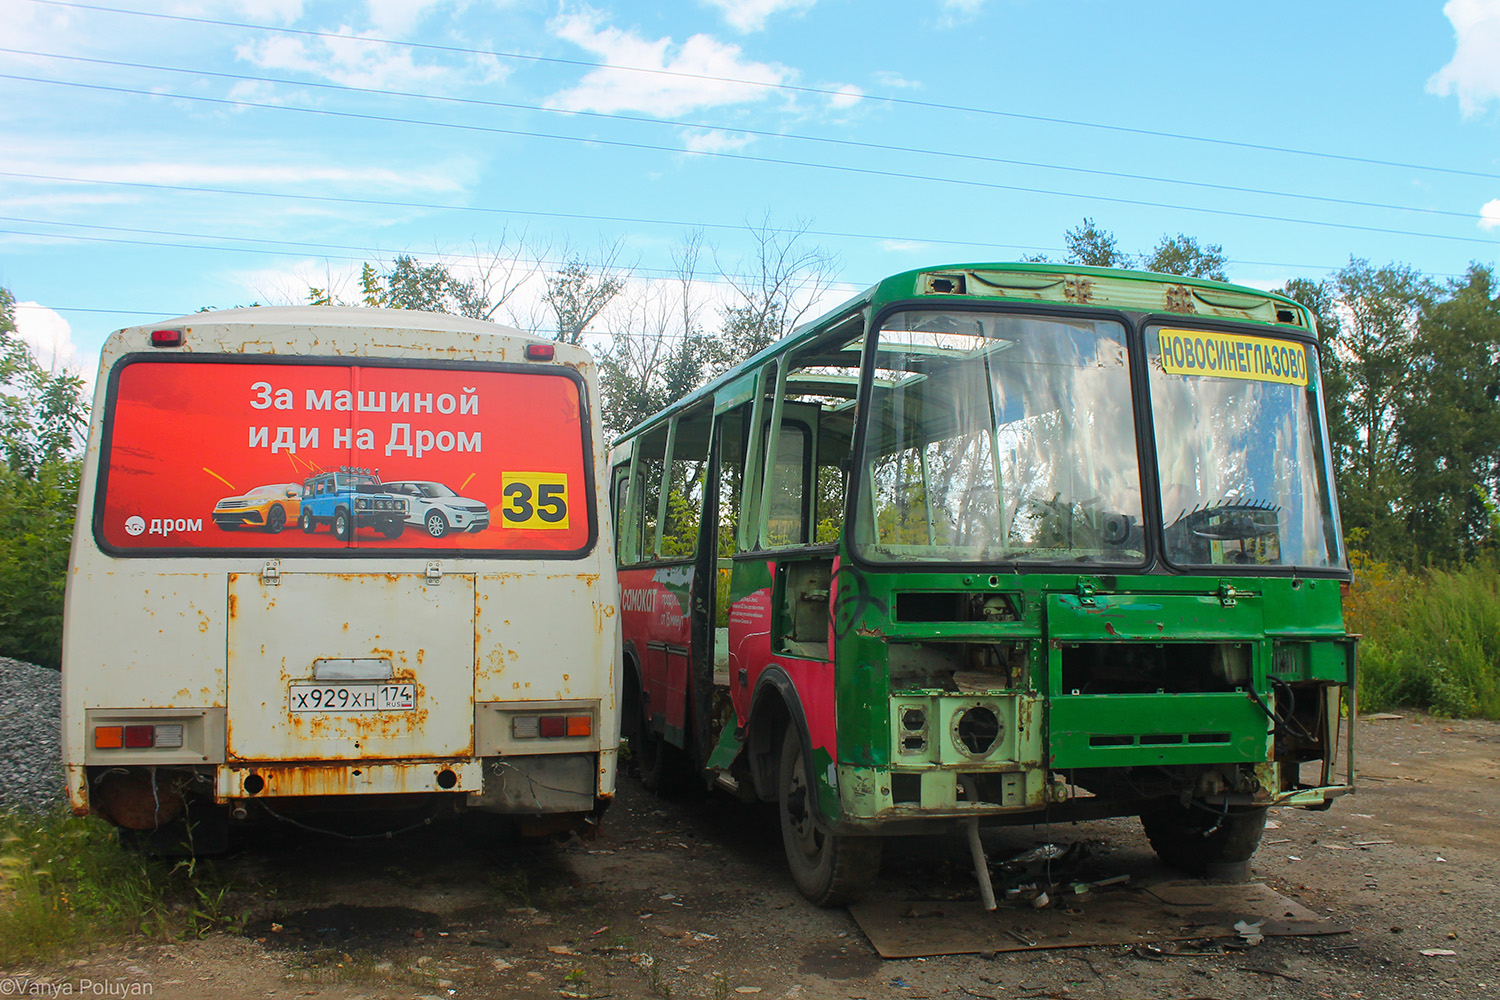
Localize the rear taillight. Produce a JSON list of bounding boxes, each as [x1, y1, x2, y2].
[[94, 723, 184, 749], [150, 329, 183, 347], [511, 714, 592, 739], [525, 343, 555, 361]]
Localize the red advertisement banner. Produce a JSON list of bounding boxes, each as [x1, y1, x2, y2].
[[98, 359, 592, 554]]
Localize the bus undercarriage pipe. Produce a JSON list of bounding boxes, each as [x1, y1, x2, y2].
[[962, 777, 997, 911]]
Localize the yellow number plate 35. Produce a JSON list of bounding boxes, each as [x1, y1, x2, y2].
[[500, 472, 570, 529]]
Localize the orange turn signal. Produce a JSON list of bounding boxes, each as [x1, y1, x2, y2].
[[94, 726, 124, 749], [566, 715, 592, 737]]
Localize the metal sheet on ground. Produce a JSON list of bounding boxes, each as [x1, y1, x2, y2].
[[849, 880, 1349, 959]]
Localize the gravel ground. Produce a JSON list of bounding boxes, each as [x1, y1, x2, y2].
[[0, 657, 64, 812]]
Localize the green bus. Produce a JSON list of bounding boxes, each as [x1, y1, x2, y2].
[[611, 263, 1354, 905]]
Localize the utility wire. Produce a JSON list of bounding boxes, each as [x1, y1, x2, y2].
[[2, 215, 1397, 277], [0, 46, 1482, 224], [22, 0, 1500, 182], [5, 75, 1498, 248]]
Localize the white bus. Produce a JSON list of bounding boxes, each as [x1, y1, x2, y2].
[[61, 307, 618, 847]]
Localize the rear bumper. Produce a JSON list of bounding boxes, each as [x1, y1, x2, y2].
[[219, 759, 483, 798]]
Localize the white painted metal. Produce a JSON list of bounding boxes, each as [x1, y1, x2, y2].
[[60, 307, 620, 816]]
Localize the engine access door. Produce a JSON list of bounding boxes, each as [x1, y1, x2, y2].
[[226, 570, 476, 762]]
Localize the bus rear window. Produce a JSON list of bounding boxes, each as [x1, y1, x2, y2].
[[95, 358, 594, 556]]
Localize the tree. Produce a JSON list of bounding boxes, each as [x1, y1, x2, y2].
[[1329, 259, 1436, 560], [598, 232, 712, 435], [544, 241, 629, 345], [715, 215, 839, 371], [1063, 217, 1128, 268], [1398, 264, 1500, 564], [309, 235, 543, 323], [1277, 275, 1354, 482], [0, 287, 89, 669], [1141, 234, 1228, 280]]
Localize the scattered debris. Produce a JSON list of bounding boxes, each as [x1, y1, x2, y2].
[[1365, 713, 1404, 721], [1234, 920, 1265, 946], [1421, 949, 1458, 957]]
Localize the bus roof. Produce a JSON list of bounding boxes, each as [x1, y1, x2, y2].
[[612, 262, 1316, 445], [118, 305, 545, 341]]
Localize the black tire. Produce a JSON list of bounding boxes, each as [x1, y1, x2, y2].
[[634, 723, 674, 793], [1140, 800, 1268, 876], [265, 505, 286, 534], [777, 726, 880, 906], [332, 507, 351, 541], [300, 509, 316, 534], [381, 520, 404, 539], [424, 511, 449, 538], [119, 802, 230, 858]]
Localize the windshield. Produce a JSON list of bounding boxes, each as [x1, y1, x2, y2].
[[418, 483, 458, 498], [337, 474, 384, 493], [1147, 326, 1343, 570], [853, 310, 1144, 565]]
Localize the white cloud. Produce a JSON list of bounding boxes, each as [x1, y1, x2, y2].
[[701, 0, 814, 33], [8, 158, 465, 194], [1428, 0, 1500, 115], [231, 0, 305, 24], [680, 128, 754, 153], [547, 9, 792, 117], [879, 239, 934, 254], [938, 0, 986, 26], [827, 83, 863, 110], [236, 30, 452, 90], [1480, 197, 1500, 230], [13, 302, 92, 378], [364, 0, 445, 37], [873, 70, 920, 89]]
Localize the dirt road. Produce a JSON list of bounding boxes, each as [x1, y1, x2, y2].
[[15, 713, 1499, 999]]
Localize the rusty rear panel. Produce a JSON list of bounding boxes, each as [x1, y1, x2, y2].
[[226, 571, 476, 762]]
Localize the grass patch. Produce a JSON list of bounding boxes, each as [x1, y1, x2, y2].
[[0, 806, 242, 966], [1348, 552, 1500, 718]]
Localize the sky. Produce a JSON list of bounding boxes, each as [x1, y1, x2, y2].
[[2, 0, 1499, 381]]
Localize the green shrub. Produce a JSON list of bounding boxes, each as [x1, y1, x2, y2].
[[1349, 552, 1500, 719], [0, 807, 239, 965]]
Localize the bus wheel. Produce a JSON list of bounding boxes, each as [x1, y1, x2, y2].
[[777, 726, 880, 906], [636, 724, 682, 794], [332, 508, 351, 541], [1140, 800, 1268, 876]]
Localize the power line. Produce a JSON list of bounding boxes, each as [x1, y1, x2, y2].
[[6, 75, 1498, 249], [0, 222, 870, 290], [0, 212, 1049, 260], [23, 0, 1500, 182], [0, 46, 1482, 225], [3, 215, 1390, 278]]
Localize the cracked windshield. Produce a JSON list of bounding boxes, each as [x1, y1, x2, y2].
[[854, 310, 1142, 565], [1147, 326, 1343, 570]]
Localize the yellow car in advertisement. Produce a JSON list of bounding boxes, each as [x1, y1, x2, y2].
[[211, 483, 301, 533]]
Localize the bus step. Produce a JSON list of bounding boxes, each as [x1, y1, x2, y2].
[[712, 769, 741, 794]]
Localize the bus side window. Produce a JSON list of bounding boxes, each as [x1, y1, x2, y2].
[[609, 464, 630, 556], [658, 405, 712, 559], [624, 426, 668, 564]]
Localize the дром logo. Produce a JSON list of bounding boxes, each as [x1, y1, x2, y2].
[[125, 516, 146, 536]]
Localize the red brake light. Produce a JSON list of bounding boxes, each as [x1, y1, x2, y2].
[[538, 716, 566, 738], [525, 343, 555, 361], [124, 725, 154, 748], [150, 329, 183, 347]]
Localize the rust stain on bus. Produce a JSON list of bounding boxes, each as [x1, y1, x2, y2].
[[234, 761, 464, 798]]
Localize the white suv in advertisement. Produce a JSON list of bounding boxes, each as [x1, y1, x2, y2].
[[385, 480, 492, 538]]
